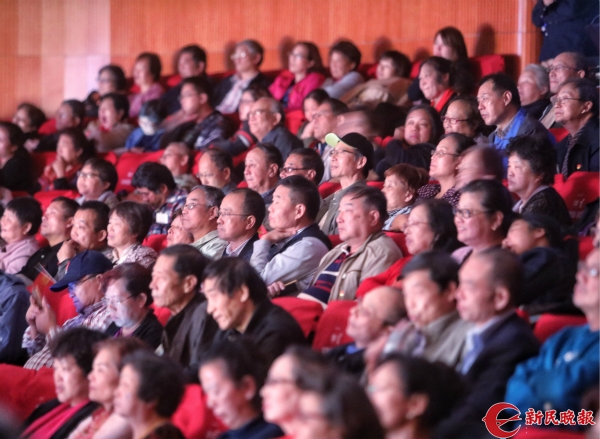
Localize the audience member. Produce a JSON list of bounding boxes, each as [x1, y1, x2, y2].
[[214, 39, 272, 113], [181, 185, 227, 258], [381, 163, 428, 231], [0, 197, 42, 274], [555, 78, 599, 177], [321, 40, 364, 99], [128, 52, 164, 118], [12, 102, 46, 147], [124, 99, 167, 152], [218, 188, 265, 260], [159, 141, 198, 192], [250, 176, 332, 295], [166, 209, 194, 246], [244, 143, 282, 205], [318, 132, 373, 234], [75, 157, 119, 209], [443, 95, 490, 143], [518, 64, 551, 120], [23, 250, 113, 370], [196, 147, 237, 194], [438, 248, 539, 439], [21, 328, 108, 439], [103, 263, 163, 349], [304, 186, 402, 304], [417, 133, 475, 207], [35, 99, 86, 152], [454, 144, 504, 190], [199, 338, 283, 439], [85, 93, 134, 152], [0, 121, 35, 194], [297, 88, 330, 147], [269, 41, 326, 111], [311, 98, 349, 182], [0, 266, 30, 364], [418, 56, 456, 114], [84, 64, 128, 118], [107, 202, 157, 268], [507, 134, 571, 225], [132, 162, 188, 235], [279, 147, 325, 185], [114, 351, 186, 438], [203, 257, 306, 365], [19, 196, 78, 282], [248, 97, 302, 159], [150, 245, 216, 371]]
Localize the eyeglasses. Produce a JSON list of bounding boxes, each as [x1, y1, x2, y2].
[[546, 64, 579, 73], [431, 150, 460, 158], [196, 173, 215, 179], [553, 97, 586, 106], [77, 171, 100, 180], [178, 93, 199, 101], [230, 52, 248, 60], [578, 261, 599, 278], [248, 109, 270, 118], [280, 166, 308, 174], [183, 202, 212, 211], [217, 210, 249, 219], [67, 274, 96, 295], [453, 207, 491, 219], [288, 51, 308, 60], [105, 295, 133, 306], [330, 149, 357, 157], [441, 116, 468, 125]]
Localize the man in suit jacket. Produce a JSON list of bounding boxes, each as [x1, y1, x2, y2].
[[217, 188, 265, 261], [437, 248, 540, 439]]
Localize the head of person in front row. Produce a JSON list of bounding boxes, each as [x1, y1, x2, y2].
[[477, 73, 521, 131], [382, 163, 429, 231], [244, 143, 283, 197], [502, 213, 564, 256], [166, 209, 194, 246], [197, 147, 235, 193], [0, 197, 43, 274], [455, 145, 504, 190], [77, 158, 119, 203], [279, 147, 325, 186], [68, 201, 110, 254], [442, 96, 488, 139], [217, 188, 265, 256], [181, 184, 225, 244], [132, 162, 180, 212]]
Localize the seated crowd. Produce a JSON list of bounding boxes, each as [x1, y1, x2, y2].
[[0, 23, 598, 439]]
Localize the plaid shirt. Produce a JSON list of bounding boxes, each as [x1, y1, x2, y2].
[[147, 188, 188, 235], [23, 300, 112, 370]]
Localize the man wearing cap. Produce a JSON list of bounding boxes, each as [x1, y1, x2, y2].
[[22, 250, 114, 370], [318, 132, 373, 235]]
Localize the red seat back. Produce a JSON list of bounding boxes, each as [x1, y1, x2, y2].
[[312, 300, 356, 351], [115, 151, 164, 193], [549, 127, 569, 142], [327, 235, 343, 247], [553, 172, 600, 222], [34, 189, 79, 212], [98, 151, 118, 165], [172, 384, 226, 439], [150, 304, 171, 327], [533, 314, 587, 343], [366, 181, 384, 190], [384, 232, 411, 256], [29, 272, 78, 326], [318, 181, 341, 199], [272, 297, 323, 338], [143, 234, 167, 253], [0, 365, 56, 421], [38, 119, 57, 136], [579, 236, 594, 261], [191, 151, 202, 176], [31, 152, 57, 179], [469, 54, 505, 81], [284, 109, 305, 135]]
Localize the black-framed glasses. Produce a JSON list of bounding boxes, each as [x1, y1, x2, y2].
[[553, 97, 586, 106], [183, 202, 212, 211], [105, 295, 133, 306], [453, 207, 491, 219], [280, 166, 308, 174], [441, 116, 468, 125], [217, 210, 249, 219], [431, 150, 460, 158], [546, 64, 579, 73]]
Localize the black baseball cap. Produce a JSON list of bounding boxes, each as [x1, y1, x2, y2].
[[50, 250, 114, 292], [325, 132, 374, 173]]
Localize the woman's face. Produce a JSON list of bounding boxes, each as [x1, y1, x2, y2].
[[133, 58, 153, 87], [419, 63, 448, 101], [98, 98, 123, 130], [376, 58, 396, 80], [54, 355, 89, 405], [433, 34, 457, 61], [429, 137, 460, 180], [443, 100, 475, 136], [12, 108, 33, 133], [303, 98, 320, 122], [368, 362, 411, 432], [507, 154, 539, 198], [404, 205, 435, 255], [0, 209, 29, 244], [454, 191, 498, 247], [107, 212, 135, 249], [260, 355, 301, 426], [98, 70, 117, 96], [0, 127, 17, 159], [329, 51, 354, 80], [517, 70, 545, 107], [295, 391, 343, 439], [404, 109, 433, 146], [554, 83, 591, 127], [113, 364, 140, 418], [88, 347, 120, 407], [167, 215, 193, 246], [238, 91, 256, 122], [289, 44, 313, 75], [105, 278, 146, 329], [382, 175, 413, 211], [57, 134, 82, 165]]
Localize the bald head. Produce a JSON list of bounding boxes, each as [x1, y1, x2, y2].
[[549, 52, 587, 94]]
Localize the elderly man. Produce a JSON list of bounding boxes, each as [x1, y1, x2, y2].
[[217, 188, 265, 260], [250, 176, 332, 296], [196, 147, 237, 195], [436, 248, 540, 439], [325, 286, 405, 377], [318, 132, 373, 234], [302, 186, 402, 304], [279, 147, 325, 186], [181, 185, 227, 259], [19, 197, 79, 282], [23, 250, 114, 370], [132, 162, 188, 236], [203, 257, 306, 365], [159, 142, 198, 192], [244, 143, 282, 205], [150, 245, 217, 372], [478, 73, 550, 167], [311, 98, 349, 182], [248, 97, 302, 159]]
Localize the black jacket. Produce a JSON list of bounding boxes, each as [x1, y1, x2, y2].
[[105, 308, 164, 349]]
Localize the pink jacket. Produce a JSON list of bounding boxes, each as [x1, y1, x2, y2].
[[0, 236, 40, 274], [269, 71, 325, 111]]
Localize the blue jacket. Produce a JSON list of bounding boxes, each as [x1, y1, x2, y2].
[[0, 272, 31, 364]]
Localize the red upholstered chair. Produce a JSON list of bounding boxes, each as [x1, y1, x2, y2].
[[312, 300, 356, 351], [10, 190, 29, 198], [327, 235, 343, 247], [578, 236, 594, 261], [272, 297, 324, 338], [410, 60, 423, 79], [0, 365, 56, 421], [469, 55, 505, 81], [237, 180, 248, 188], [553, 172, 600, 222], [31, 152, 57, 179], [29, 272, 78, 326], [165, 73, 182, 88], [384, 232, 410, 256], [548, 127, 569, 142], [232, 148, 251, 168], [367, 181, 384, 190], [143, 234, 167, 253], [150, 304, 171, 327], [171, 384, 226, 439], [357, 63, 377, 80], [191, 150, 202, 176], [318, 181, 341, 199], [34, 189, 79, 212], [284, 109, 305, 135], [98, 151, 118, 165], [533, 314, 588, 343], [514, 426, 585, 439], [114, 151, 164, 193], [38, 119, 57, 136]]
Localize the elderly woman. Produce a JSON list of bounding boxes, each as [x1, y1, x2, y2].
[[418, 133, 475, 207], [452, 179, 515, 264], [129, 52, 164, 118], [107, 202, 157, 268], [382, 163, 429, 231], [85, 65, 128, 118], [85, 93, 134, 153], [166, 209, 194, 246], [21, 328, 109, 439], [0, 121, 36, 193], [114, 350, 186, 439], [442, 96, 490, 143], [518, 64, 551, 120], [321, 40, 364, 99], [555, 78, 599, 177], [507, 135, 571, 225], [269, 41, 326, 111], [103, 263, 163, 348], [0, 197, 42, 274], [76, 158, 119, 209], [418, 57, 456, 114]]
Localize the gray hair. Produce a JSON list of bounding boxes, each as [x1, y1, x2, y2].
[[523, 64, 550, 97], [191, 184, 225, 208]]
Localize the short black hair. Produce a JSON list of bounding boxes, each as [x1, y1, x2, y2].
[[479, 73, 521, 108], [110, 201, 154, 243], [17, 103, 47, 130], [132, 162, 177, 193], [304, 89, 329, 106], [380, 50, 412, 78], [439, 132, 476, 156], [49, 327, 109, 375], [102, 262, 153, 306], [518, 213, 564, 250], [203, 148, 233, 174], [277, 176, 321, 222], [415, 199, 462, 253], [421, 56, 453, 85], [406, 104, 444, 145], [461, 179, 515, 235], [255, 143, 284, 171], [402, 250, 460, 292], [329, 40, 361, 70], [462, 145, 504, 183], [561, 77, 599, 118], [5, 197, 42, 236], [139, 99, 167, 125], [0, 122, 24, 147], [159, 244, 208, 294], [179, 44, 207, 65], [136, 52, 162, 82], [343, 185, 388, 226], [242, 84, 272, 101], [122, 350, 185, 418], [100, 93, 130, 122], [228, 188, 266, 231], [51, 196, 80, 220], [508, 134, 557, 185], [79, 201, 110, 233], [99, 65, 127, 92], [200, 337, 268, 412], [322, 98, 349, 116], [446, 95, 489, 136], [181, 75, 212, 97], [83, 158, 118, 192], [58, 127, 93, 164], [476, 247, 524, 306], [202, 257, 268, 304], [62, 99, 86, 127], [288, 148, 325, 185]]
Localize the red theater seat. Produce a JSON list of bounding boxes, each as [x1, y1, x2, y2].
[[115, 151, 164, 193], [469, 54, 505, 80], [31, 152, 57, 179], [553, 172, 600, 222], [318, 181, 341, 199], [533, 314, 587, 343], [143, 234, 167, 253], [367, 181, 384, 190], [272, 296, 324, 338], [549, 127, 569, 142], [384, 231, 410, 256], [284, 109, 305, 135], [0, 365, 56, 421], [34, 189, 79, 212], [312, 300, 356, 351], [172, 384, 226, 439]]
